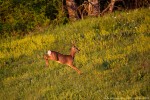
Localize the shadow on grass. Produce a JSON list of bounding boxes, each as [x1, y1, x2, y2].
[[94, 60, 110, 71]]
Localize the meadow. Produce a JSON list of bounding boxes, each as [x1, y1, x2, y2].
[[0, 8, 150, 99]]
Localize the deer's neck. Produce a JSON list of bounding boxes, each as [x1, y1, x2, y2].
[[70, 50, 76, 58]]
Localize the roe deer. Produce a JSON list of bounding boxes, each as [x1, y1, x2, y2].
[[44, 45, 81, 74]]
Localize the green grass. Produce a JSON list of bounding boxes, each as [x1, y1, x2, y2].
[[0, 8, 150, 99]]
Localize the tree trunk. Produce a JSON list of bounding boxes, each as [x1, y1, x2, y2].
[[101, 0, 115, 15], [66, 0, 78, 21], [109, 0, 115, 13], [88, 0, 100, 16], [101, 0, 125, 15]]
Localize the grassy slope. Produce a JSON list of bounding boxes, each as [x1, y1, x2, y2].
[[0, 8, 150, 99]]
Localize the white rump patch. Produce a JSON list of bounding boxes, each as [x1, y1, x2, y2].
[[47, 50, 51, 56]]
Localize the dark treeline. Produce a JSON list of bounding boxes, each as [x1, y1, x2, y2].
[[0, 0, 149, 37], [0, 0, 67, 37]]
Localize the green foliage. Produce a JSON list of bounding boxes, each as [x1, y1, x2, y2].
[[0, 0, 66, 37], [0, 8, 150, 99]]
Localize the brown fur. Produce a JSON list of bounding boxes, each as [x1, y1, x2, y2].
[[44, 46, 81, 74]]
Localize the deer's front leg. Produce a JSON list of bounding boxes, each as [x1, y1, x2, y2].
[[68, 64, 81, 74]]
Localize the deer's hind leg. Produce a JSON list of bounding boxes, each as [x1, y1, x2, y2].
[[44, 54, 49, 67]]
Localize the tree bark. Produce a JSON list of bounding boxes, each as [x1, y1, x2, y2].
[[109, 0, 115, 13], [101, 0, 125, 15], [88, 0, 100, 16], [66, 0, 78, 21]]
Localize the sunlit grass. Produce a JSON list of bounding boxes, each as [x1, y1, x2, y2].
[[0, 8, 150, 99]]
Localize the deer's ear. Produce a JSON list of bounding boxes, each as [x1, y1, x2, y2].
[[71, 41, 75, 46]]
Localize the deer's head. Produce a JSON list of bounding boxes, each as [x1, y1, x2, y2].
[[71, 45, 80, 53]]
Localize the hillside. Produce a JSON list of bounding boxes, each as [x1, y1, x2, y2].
[[0, 8, 150, 99]]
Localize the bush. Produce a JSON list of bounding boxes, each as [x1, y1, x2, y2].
[[0, 0, 67, 37]]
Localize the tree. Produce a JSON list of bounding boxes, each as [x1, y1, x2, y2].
[[101, 0, 125, 15], [66, 0, 78, 21], [88, 0, 100, 16]]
